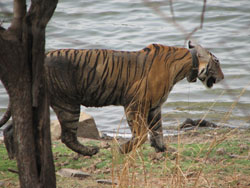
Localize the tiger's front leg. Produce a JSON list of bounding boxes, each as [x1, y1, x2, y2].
[[52, 103, 99, 156], [119, 106, 149, 154], [148, 107, 166, 152]]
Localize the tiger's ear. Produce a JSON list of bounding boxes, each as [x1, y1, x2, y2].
[[188, 41, 195, 49], [188, 41, 210, 60]]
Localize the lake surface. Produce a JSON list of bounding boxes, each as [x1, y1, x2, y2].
[[0, 0, 249, 137]]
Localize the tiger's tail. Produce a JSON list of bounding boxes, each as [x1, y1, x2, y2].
[[0, 102, 11, 127]]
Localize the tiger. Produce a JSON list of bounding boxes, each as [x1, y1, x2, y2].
[[0, 41, 224, 156]]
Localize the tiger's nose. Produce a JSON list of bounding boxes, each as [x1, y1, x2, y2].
[[217, 68, 224, 83], [215, 72, 224, 83]]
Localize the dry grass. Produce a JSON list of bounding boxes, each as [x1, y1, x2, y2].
[[1, 126, 250, 188], [108, 127, 250, 188]]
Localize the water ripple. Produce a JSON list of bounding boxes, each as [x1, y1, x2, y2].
[[0, 0, 249, 134]]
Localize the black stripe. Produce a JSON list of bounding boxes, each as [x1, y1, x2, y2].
[[100, 55, 110, 79], [63, 119, 79, 124], [85, 51, 100, 90], [86, 50, 93, 65], [126, 52, 131, 86], [53, 103, 80, 115], [110, 52, 115, 77], [153, 44, 160, 52], [91, 84, 101, 95], [89, 51, 100, 83], [119, 52, 124, 80], [104, 74, 120, 103], [169, 47, 177, 66], [143, 47, 151, 52], [75, 52, 83, 70], [140, 50, 150, 78], [175, 50, 190, 61], [119, 82, 125, 104], [164, 48, 171, 63], [95, 85, 106, 103], [64, 49, 70, 58], [102, 50, 107, 63], [72, 50, 79, 62], [48, 70, 60, 99], [134, 52, 141, 79], [148, 48, 158, 72], [142, 78, 149, 99], [101, 68, 109, 86], [56, 50, 60, 56], [79, 50, 91, 92], [175, 67, 185, 79]]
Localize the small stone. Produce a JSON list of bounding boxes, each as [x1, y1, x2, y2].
[[186, 172, 197, 178], [151, 152, 164, 161], [0, 181, 5, 187], [96, 179, 116, 185], [239, 144, 249, 153], [77, 112, 100, 139], [57, 168, 90, 178], [167, 146, 177, 154], [216, 148, 226, 155], [101, 142, 111, 149], [103, 169, 111, 174], [228, 154, 238, 158]]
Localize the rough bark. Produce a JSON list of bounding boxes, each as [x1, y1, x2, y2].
[[0, 0, 58, 187]]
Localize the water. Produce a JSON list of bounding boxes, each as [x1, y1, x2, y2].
[[0, 0, 250, 137]]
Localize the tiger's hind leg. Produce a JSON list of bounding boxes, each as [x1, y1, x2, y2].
[[52, 103, 99, 156], [119, 106, 149, 154], [148, 107, 166, 152]]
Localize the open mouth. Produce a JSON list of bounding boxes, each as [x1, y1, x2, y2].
[[206, 76, 216, 88]]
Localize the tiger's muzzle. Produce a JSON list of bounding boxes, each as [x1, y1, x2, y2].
[[199, 74, 224, 88]]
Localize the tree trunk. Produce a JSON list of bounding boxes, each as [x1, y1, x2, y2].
[[0, 0, 58, 187]]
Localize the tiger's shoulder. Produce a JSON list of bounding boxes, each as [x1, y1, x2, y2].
[[140, 43, 181, 53]]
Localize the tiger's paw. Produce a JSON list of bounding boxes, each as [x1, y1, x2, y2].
[[154, 145, 166, 153], [86, 146, 99, 156], [151, 140, 166, 153], [76, 146, 99, 156]]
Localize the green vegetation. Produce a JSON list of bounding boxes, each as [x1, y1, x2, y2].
[[0, 128, 250, 187]]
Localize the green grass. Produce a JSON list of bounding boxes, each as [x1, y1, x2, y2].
[[0, 128, 250, 187], [0, 143, 18, 182]]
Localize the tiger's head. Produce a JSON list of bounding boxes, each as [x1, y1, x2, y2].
[[188, 41, 224, 88]]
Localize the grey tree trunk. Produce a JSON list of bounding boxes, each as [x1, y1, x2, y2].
[[0, 0, 58, 187]]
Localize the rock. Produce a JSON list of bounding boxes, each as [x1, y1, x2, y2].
[[180, 118, 195, 129], [180, 118, 218, 129], [77, 112, 100, 139], [96, 179, 117, 185], [56, 168, 90, 178], [50, 120, 61, 140], [50, 112, 100, 140]]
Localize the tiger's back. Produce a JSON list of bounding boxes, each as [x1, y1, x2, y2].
[[45, 48, 152, 107]]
